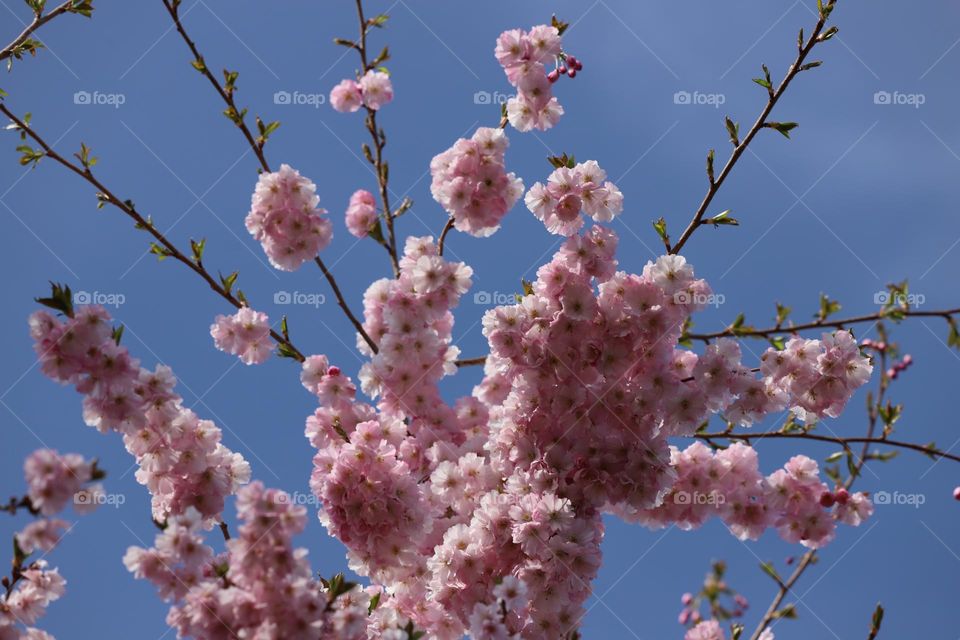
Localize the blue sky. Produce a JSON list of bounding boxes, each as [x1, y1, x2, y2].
[[1, 1, 959, 638]]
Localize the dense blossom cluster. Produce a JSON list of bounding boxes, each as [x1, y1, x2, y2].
[[29, 306, 250, 522], [297, 224, 873, 638], [124, 482, 409, 639], [22, 449, 100, 516], [210, 307, 273, 365], [0, 561, 65, 640], [2, 449, 105, 639], [330, 70, 394, 112], [495, 25, 566, 131], [429, 127, 524, 237], [525, 161, 624, 236], [245, 164, 333, 271], [345, 189, 378, 238], [639, 443, 873, 548]]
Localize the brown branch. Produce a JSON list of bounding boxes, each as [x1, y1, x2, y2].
[[160, 0, 269, 173], [437, 217, 455, 256], [315, 257, 377, 353], [1, 103, 306, 362], [1, 495, 38, 517], [0, 0, 84, 64], [688, 307, 960, 342], [353, 0, 401, 276], [697, 431, 960, 465], [669, 0, 838, 255], [160, 0, 376, 353]]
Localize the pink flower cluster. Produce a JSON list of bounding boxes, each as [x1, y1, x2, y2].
[[429, 127, 524, 237], [330, 70, 394, 112], [525, 160, 624, 236], [495, 25, 566, 131], [30, 306, 250, 522], [297, 226, 873, 638], [638, 443, 874, 548], [345, 189, 378, 238], [210, 307, 272, 365], [23, 449, 101, 516], [759, 331, 873, 422], [3, 449, 107, 639], [0, 561, 65, 640], [125, 482, 404, 640], [245, 164, 333, 271]]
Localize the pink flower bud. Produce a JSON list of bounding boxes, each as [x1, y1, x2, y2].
[[819, 491, 836, 508], [834, 488, 849, 505], [547, 69, 560, 83], [953, 486, 960, 501], [327, 366, 341, 377]]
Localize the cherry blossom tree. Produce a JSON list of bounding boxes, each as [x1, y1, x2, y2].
[[2, 1, 959, 639]]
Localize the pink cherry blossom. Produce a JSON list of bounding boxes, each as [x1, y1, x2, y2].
[[358, 70, 394, 110], [330, 78, 363, 112], [345, 189, 378, 238], [525, 161, 623, 236], [430, 127, 524, 237], [210, 307, 272, 365], [245, 163, 333, 271]]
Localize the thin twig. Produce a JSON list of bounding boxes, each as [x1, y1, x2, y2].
[[0, 0, 81, 63], [161, 0, 376, 352], [353, 0, 401, 276], [687, 307, 960, 342], [437, 217, 454, 256], [669, 0, 838, 255], [0, 103, 306, 362]]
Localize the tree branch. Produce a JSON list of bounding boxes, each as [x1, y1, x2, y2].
[[669, 0, 838, 255], [0, 103, 306, 362]]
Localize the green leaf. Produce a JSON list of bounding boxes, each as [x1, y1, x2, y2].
[[653, 217, 670, 247], [111, 324, 124, 345], [368, 591, 381, 614], [149, 242, 172, 261], [190, 238, 205, 263], [551, 15, 570, 36], [817, 293, 841, 321], [868, 603, 884, 640], [765, 121, 799, 139], [67, 0, 94, 17], [706, 148, 715, 183], [825, 450, 844, 463], [191, 57, 207, 73], [759, 561, 782, 586], [220, 271, 239, 295], [800, 60, 823, 71], [707, 209, 739, 227], [35, 282, 74, 317], [368, 13, 389, 28], [724, 116, 740, 146]]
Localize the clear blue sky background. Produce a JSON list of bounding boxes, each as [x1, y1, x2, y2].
[[1, 1, 959, 638]]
